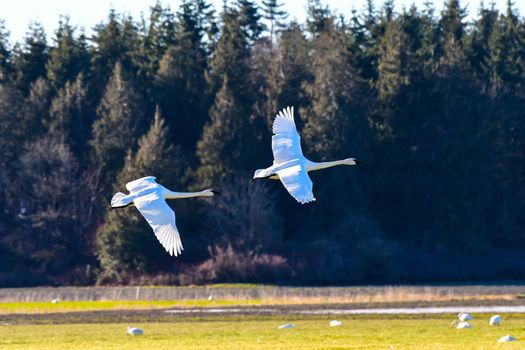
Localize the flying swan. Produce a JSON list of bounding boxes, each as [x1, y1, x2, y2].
[[111, 176, 215, 256], [254, 106, 359, 204]]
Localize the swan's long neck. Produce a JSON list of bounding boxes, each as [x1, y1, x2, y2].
[[306, 159, 356, 172], [165, 189, 212, 199]]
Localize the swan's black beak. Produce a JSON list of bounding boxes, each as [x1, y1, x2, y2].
[[354, 159, 362, 165], [211, 189, 222, 195]]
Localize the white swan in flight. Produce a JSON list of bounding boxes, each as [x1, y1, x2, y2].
[[110, 176, 215, 256], [254, 106, 359, 204]]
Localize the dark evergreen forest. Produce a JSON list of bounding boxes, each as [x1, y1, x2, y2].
[[1, 0, 525, 286]]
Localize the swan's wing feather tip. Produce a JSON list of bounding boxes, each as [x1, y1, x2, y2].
[[134, 193, 184, 257], [277, 165, 315, 204], [272, 106, 298, 135]]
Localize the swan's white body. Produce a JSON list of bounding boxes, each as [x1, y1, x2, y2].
[[126, 326, 144, 335], [498, 335, 516, 342], [254, 106, 358, 204], [489, 315, 501, 326], [111, 176, 214, 256], [456, 321, 472, 329], [458, 312, 473, 321], [278, 323, 295, 329]]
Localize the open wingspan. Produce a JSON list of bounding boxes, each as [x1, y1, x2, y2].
[[271, 106, 305, 164], [133, 191, 183, 256], [277, 164, 315, 204]]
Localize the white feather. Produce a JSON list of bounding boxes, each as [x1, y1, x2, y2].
[[276, 164, 315, 204], [134, 191, 183, 257]]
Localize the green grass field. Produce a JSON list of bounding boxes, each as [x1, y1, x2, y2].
[[1, 315, 523, 349]]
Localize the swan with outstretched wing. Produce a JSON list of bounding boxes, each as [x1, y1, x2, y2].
[[254, 106, 359, 204], [111, 176, 215, 256]]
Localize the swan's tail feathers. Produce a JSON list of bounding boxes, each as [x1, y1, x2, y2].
[[253, 168, 274, 179], [111, 192, 133, 209]]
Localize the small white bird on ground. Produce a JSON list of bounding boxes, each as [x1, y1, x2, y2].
[[126, 326, 144, 335], [51, 298, 59, 304], [456, 321, 472, 329], [489, 315, 502, 326], [254, 107, 359, 204], [329, 320, 342, 327], [278, 323, 295, 329], [458, 312, 473, 321], [498, 335, 516, 342], [111, 176, 216, 256]]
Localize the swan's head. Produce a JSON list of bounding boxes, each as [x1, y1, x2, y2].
[[344, 158, 359, 165], [202, 189, 220, 197]]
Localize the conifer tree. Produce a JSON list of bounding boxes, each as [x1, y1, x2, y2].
[[236, 0, 265, 43], [0, 83, 24, 174], [0, 20, 12, 82], [137, 1, 176, 80], [300, 21, 370, 224], [154, 0, 211, 154], [377, 6, 427, 101], [261, 0, 288, 42], [377, 19, 406, 100], [20, 78, 50, 140], [46, 17, 89, 90], [306, 0, 330, 35], [197, 4, 262, 187], [263, 22, 312, 128], [207, 6, 250, 93], [48, 74, 90, 159], [488, 0, 525, 93], [302, 22, 366, 159], [90, 10, 140, 94], [90, 62, 146, 184], [196, 78, 252, 186], [13, 22, 49, 93], [438, 0, 467, 66], [467, 3, 498, 88]]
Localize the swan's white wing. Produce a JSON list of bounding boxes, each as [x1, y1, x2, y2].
[[272, 106, 297, 134], [276, 164, 315, 204], [271, 107, 304, 163], [133, 192, 183, 256], [126, 176, 157, 193], [272, 134, 304, 164]]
